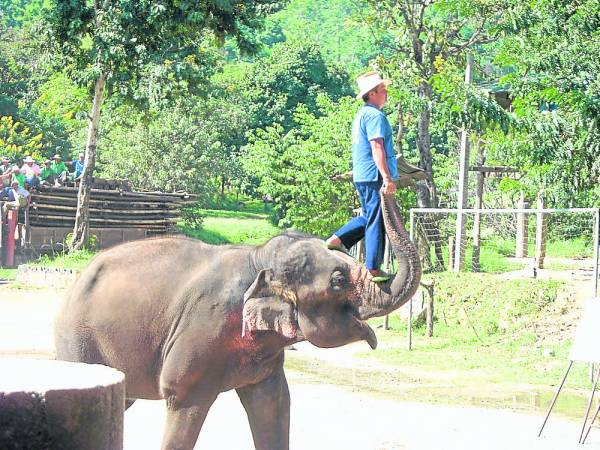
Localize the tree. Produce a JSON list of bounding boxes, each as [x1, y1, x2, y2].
[[490, 0, 600, 206], [231, 40, 353, 132], [363, 0, 531, 208], [357, 0, 530, 270], [0, 115, 43, 160], [0, 0, 45, 27], [245, 94, 418, 235], [98, 95, 252, 202], [245, 95, 358, 234], [40, 0, 286, 251]]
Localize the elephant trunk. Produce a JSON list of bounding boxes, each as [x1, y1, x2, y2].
[[357, 192, 421, 320]]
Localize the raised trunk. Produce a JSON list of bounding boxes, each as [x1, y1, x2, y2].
[[70, 73, 106, 252], [358, 193, 422, 320]]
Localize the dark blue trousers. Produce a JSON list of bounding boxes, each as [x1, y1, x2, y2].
[[334, 180, 384, 270]]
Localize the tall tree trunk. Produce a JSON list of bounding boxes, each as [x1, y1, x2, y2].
[[415, 81, 445, 271], [70, 73, 106, 252]]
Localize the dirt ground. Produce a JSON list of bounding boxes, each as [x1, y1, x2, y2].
[[1, 283, 599, 450]]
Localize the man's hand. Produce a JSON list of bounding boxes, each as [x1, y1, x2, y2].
[[381, 178, 396, 195]]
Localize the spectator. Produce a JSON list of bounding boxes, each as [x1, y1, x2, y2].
[[51, 154, 68, 186], [20, 156, 41, 189], [40, 159, 55, 186], [74, 152, 86, 180], [1, 180, 30, 217], [0, 157, 12, 187], [11, 167, 26, 188]]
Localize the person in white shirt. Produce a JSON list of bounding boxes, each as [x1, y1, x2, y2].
[[20, 156, 41, 188]]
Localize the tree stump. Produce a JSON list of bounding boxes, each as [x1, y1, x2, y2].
[[0, 359, 125, 450]]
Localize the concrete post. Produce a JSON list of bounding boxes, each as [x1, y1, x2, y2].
[[0, 359, 125, 450]]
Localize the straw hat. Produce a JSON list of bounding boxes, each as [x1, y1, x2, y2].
[[24, 156, 34, 163], [53, 154, 62, 160], [356, 71, 392, 99]]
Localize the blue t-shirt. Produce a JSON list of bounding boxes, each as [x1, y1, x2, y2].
[[1, 186, 16, 201], [351, 104, 398, 182], [74, 160, 85, 177]]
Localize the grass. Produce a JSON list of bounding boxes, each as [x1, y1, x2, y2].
[[31, 249, 96, 270], [286, 271, 592, 419], [428, 240, 525, 274], [362, 272, 574, 384], [546, 236, 592, 258], [179, 201, 280, 245], [0, 268, 17, 281], [429, 234, 593, 275]]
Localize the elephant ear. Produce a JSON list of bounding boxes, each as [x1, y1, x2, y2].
[[242, 269, 298, 340]]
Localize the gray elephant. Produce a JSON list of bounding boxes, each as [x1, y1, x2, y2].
[[54, 193, 421, 450]]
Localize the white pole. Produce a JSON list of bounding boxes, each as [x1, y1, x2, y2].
[[454, 53, 473, 272]]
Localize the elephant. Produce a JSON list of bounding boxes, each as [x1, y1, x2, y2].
[[54, 193, 421, 450]]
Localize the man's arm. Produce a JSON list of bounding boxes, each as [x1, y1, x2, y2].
[[370, 138, 396, 195]]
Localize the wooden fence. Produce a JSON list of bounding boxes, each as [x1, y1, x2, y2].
[[29, 186, 196, 234]]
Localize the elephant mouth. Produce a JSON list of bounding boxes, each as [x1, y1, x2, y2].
[[344, 302, 378, 350]]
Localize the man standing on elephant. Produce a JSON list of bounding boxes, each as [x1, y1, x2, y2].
[[326, 71, 398, 283]]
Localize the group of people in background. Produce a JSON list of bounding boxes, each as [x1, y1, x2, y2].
[[0, 153, 85, 190], [0, 152, 86, 216]]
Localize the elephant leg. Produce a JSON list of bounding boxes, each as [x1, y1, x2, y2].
[[236, 366, 290, 450], [160, 386, 218, 450]]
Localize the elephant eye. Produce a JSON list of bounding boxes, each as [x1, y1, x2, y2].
[[330, 270, 346, 290]]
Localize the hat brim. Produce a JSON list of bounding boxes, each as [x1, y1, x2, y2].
[[356, 79, 392, 100]]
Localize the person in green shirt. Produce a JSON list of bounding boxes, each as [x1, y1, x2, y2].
[[11, 168, 26, 188], [40, 159, 55, 186], [51, 154, 68, 185]]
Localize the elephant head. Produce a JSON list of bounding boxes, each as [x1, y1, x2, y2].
[[243, 192, 421, 350]]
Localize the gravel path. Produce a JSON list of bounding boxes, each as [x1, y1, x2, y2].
[[1, 284, 599, 450]]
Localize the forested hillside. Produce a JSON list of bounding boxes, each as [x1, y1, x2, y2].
[[1, 0, 599, 238]]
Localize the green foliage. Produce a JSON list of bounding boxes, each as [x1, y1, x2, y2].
[[261, 0, 381, 68], [0, 19, 82, 158], [0, 268, 17, 280], [487, 0, 600, 207], [245, 94, 358, 234], [226, 40, 353, 132], [40, 0, 286, 103], [98, 96, 249, 198], [0, 0, 46, 27], [33, 248, 95, 269], [0, 115, 43, 159]]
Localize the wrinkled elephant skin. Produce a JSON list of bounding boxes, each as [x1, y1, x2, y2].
[[54, 195, 420, 450]]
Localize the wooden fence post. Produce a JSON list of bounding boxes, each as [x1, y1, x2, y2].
[[535, 191, 546, 269], [422, 281, 435, 338], [454, 53, 474, 273], [472, 147, 485, 272], [448, 236, 455, 272], [516, 192, 530, 258]]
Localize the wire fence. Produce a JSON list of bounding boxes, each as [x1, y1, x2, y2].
[[409, 207, 600, 298]]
